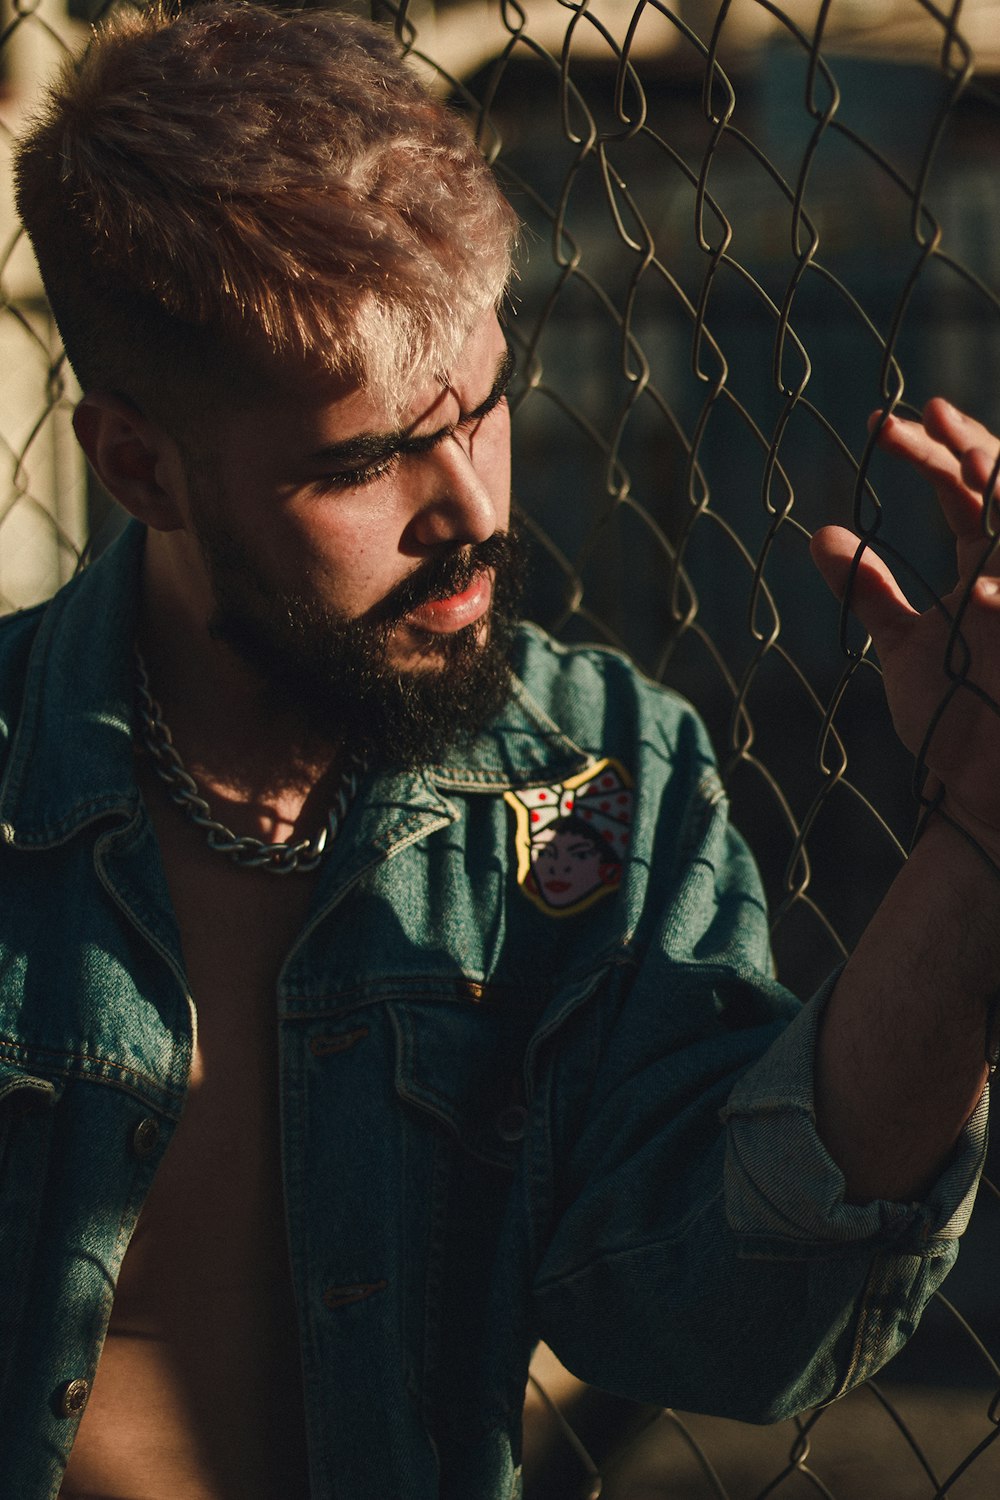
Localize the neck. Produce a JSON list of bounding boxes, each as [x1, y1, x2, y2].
[[137, 530, 341, 822]]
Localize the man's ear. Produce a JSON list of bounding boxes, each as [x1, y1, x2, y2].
[[72, 393, 189, 532]]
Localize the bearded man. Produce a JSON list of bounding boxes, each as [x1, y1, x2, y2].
[[5, 6, 1000, 1499]]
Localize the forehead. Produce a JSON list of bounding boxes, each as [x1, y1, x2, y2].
[[536, 822, 593, 846]]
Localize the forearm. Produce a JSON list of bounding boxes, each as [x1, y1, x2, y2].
[[816, 812, 998, 1204]]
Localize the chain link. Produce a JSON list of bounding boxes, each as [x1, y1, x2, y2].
[[134, 652, 365, 874]]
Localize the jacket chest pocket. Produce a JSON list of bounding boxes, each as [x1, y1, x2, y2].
[[0, 1062, 64, 1399], [390, 1000, 536, 1434], [391, 1000, 532, 1169], [0, 1061, 62, 1215]]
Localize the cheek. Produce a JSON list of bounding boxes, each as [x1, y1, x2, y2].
[[281, 499, 403, 607]]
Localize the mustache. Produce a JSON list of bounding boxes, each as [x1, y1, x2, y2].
[[367, 529, 521, 628]]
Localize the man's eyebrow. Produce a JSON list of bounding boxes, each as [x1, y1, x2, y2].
[[307, 344, 515, 471]]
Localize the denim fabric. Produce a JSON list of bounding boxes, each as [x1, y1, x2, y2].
[[0, 524, 985, 1499]]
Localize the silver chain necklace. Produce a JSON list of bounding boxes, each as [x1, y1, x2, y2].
[[134, 652, 365, 874]]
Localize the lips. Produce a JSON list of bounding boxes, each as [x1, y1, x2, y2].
[[403, 570, 493, 634]]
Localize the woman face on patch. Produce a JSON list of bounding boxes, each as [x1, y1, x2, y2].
[[530, 816, 621, 909]]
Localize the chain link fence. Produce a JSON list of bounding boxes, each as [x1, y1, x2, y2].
[[3, 1, 1000, 1495]]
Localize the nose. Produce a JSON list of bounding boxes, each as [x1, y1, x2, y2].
[[407, 433, 501, 550]]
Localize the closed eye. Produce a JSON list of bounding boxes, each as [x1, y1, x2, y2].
[[462, 344, 515, 428], [305, 342, 515, 493], [313, 452, 402, 493]]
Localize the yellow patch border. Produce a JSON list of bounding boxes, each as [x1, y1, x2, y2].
[[504, 757, 634, 918]]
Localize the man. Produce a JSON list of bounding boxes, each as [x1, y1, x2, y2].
[[4, 4, 999, 1498]]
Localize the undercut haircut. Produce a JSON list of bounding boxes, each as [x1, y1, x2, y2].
[[14, 1, 518, 428]]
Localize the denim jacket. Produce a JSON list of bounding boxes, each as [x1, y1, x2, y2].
[[0, 525, 985, 1499]]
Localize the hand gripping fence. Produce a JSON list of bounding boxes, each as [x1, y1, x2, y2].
[[3, 1, 1000, 1495]]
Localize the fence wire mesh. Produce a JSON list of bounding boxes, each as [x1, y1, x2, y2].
[[3, 0, 1000, 1495]]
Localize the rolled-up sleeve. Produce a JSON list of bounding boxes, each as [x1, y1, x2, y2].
[[529, 720, 988, 1422], [722, 980, 987, 1253]]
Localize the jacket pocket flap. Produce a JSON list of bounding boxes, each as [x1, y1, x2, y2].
[[0, 1059, 62, 1108], [391, 1001, 532, 1169]]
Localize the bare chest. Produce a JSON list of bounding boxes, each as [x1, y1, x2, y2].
[[61, 797, 318, 1500]]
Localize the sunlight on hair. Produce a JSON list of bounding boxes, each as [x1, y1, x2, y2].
[[13, 2, 518, 422]]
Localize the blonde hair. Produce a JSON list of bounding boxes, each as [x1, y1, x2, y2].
[[14, 2, 517, 425]]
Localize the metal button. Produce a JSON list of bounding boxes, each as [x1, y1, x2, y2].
[[57, 1378, 90, 1418], [495, 1105, 527, 1143], [131, 1116, 160, 1158]]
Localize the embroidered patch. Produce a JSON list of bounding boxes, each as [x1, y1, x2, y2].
[[504, 758, 634, 917]]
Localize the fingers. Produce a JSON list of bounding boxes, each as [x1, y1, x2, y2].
[[972, 573, 1000, 611], [810, 525, 915, 643], [869, 399, 999, 542], [923, 397, 1000, 466], [923, 399, 1000, 524]]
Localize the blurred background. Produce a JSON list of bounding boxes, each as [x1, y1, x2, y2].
[[4, 1, 1000, 1495]]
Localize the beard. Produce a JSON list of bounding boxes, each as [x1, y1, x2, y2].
[[194, 519, 525, 774]]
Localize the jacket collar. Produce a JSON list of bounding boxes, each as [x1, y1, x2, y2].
[[0, 524, 142, 849], [422, 664, 591, 792], [0, 523, 590, 850]]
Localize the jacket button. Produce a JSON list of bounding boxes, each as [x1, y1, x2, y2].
[[131, 1117, 160, 1158], [57, 1378, 90, 1418], [495, 1105, 527, 1143]]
